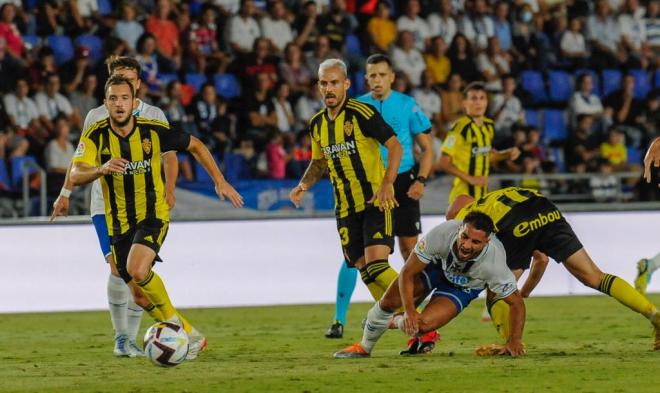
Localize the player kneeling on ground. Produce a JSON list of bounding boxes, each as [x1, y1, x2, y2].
[[334, 212, 526, 358]]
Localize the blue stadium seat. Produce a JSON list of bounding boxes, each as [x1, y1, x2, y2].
[[10, 156, 38, 190], [655, 69, 660, 88], [627, 146, 642, 164], [47, 35, 74, 65], [525, 109, 540, 127], [345, 34, 362, 56], [223, 153, 249, 183], [157, 73, 179, 86], [548, 147, 566, 172], [629, 69, 650, 99], [75, 35, 103, 64], [601, 69, 622, 97], [97, 0, 112, 16], [548, 70, 573, 102], [350, 71, 366, 97], [575, 69, 600, 97], [214, 74, 241, 99], [520, 70, 547, 104], [541, 109, 568, 142], [194, 154, 220, 183], [0, 159, 10, 191], [185, 73, 207, 93], [22, 35, 40, 50]]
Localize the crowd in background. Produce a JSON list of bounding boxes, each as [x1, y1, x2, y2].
[[0, 0, 659, 214]]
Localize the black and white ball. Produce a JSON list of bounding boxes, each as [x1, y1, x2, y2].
[[143, 322, 189, 367]]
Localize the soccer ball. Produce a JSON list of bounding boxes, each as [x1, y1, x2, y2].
[[143, 322, 189, 367]]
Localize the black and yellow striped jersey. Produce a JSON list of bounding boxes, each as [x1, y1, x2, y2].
[[455, 187, 544, 229], [309, 98, 395, 218], [440, 115, 495, 203], [73, 116, 191, 237]]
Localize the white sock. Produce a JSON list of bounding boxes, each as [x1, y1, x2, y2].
[[107, 274, 129, 337], [647, 253, 660, 274], [126, 296, 144, 343], [360, 303, 393, 353]]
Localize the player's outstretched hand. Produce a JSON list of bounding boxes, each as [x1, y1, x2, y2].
[[407, 181, 425, 201], [643, 137, 660, 184], [100, 158, 129, 175], [49, 195, 70, 222], [215, 180, 244, 208], [289, 184, 306, 208], [369, 181, 398, 211], [401, 311, 421, 336], [498, 341, 526, 357], [467, 175, 488, 187]]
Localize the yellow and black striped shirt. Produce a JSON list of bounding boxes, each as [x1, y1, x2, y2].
[[309, 98, 395, 218], [440, 115, 495, 203], [73, 116, 191, 237], [455, 187, 544, 229]]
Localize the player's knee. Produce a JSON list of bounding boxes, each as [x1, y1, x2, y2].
[[127, 263, 149, 282]]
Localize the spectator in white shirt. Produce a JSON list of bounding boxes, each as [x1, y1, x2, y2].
[[272, 81, 295, 135], [618, 0, 648, 65], [391, 30, 427, 87], [34, 73, 74, 136], [489, 75, 524, 140], [260, 0, 293, 54], [560, 17, 590, 69], [476, 36, 510, 92], [294, 82, 323, 130], [569, 73, 605, 126], [113, 2, 144, 52], [428, 0, 457, 47], [226, 0, 261, 55], [412, 69, 442, 125], [646, 0, 660, 53], [44, 115, 75, 196], [397, 0, 431, 51], [587, 0, 623, 68]]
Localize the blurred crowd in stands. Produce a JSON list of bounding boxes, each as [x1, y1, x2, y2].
[[0, 0, 659, 217]]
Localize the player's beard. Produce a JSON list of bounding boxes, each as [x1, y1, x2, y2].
[[111, 112, 132, 128], [325, 92, 344, 109]]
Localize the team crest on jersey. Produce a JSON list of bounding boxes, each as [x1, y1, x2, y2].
[[142, 138, 151, 154], [74, 142, 85, 157], [344, 120, 353, 136]]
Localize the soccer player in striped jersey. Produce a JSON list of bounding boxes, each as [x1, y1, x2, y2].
[[324, 54, 434, 341], [450, 187, 660, 352], [50, 56, 179, 357], [435, 82, 519, 204], [289, 59, 403, 316], [70, 75, 243, 360]]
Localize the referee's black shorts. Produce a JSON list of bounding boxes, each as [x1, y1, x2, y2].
[[392, 170, 422, 237], [497, 196, 583, 270]]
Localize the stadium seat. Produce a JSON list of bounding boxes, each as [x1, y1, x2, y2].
[[345, 34, 362, 56], [575, 69, 600, 97], [548, 70, 573, 102], [214, 74, 241, 99], [525, 109, 540, 127], [223, 153, 249, 183], [350, 71, 366, 97], [47, 35, 74, 65], [194, 154, 220, 183], [520, 70, 547, 104], [185, 73, 207, 93], [627, 146, 641, 165], [75, 35, 103, 64], [157, 73, 179, 86], [541, 109, 568, 142], [655, 69, 660, 88], [548, 147, 566, 172], [0, 159, 10, 191], [22, 35, 40, 50], [97, 0, 112, 16], [10, 156, 38, 190], [629, 69, 650, 99], [601, 69, 622, 97]]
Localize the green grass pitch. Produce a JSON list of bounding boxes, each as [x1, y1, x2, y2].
[[2, 295, 659, 393]]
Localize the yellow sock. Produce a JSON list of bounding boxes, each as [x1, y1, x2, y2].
[[175, 311, 194, 334], [143, 303, 165, 321], [136, 271, 177, 321], [360, 268, 385, 300], [488, 299, 510, 341], [600, 274, 656, 318], [367, 259, 399, 293]]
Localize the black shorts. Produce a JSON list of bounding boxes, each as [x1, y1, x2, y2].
[[497, 197, 583, 270], [336, 205, 394, 266], [393, 170, 422, 237], [110, 218, 169, 283]]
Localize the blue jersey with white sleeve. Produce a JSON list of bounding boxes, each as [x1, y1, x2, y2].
[[357, 91, 432, 173]]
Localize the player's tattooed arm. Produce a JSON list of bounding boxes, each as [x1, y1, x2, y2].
[[290, 159, 327, 208], [300, 158, 328, 189]]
